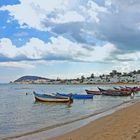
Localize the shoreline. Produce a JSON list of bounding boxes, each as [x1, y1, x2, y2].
[[9, 82, 140, 85], [50, 99, 140, 140], [0, 99, 139, 140]]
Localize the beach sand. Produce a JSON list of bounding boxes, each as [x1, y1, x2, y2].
[[49, 101, 140, 140]]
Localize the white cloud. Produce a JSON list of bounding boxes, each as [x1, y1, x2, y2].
[[117, 51, 140, 61], [20, 38, 47, 59], [0, 62, 35, 69], [0, 37, 116, 63], [81, 0, 107, 23], [105, 0, 112, 6], [50, 11, 85, 23], [1, 0, 140, 52], [1, 2, 44, 30], [0, 38, 17, 58], [0, 0, 105, 30], [0, 0, 70, 30], [85, 43, 116, 61], [112, 61, 140, 73], [1, 0, 140, 66]]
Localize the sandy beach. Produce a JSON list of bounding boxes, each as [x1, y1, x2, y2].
[[49, 100, 140, 140]]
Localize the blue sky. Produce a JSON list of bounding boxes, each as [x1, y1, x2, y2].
[[0, 0, 140, 82]]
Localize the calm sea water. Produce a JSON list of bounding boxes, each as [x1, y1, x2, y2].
[[0, 84, 139, 138]]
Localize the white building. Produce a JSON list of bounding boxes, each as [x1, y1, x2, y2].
[[83, 77, 103, 84], [133, 74, 140, 82], [109, 75, 120, 83], [119, 76, 134, 83]]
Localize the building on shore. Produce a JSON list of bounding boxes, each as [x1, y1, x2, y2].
[[13, 71, 140, 84]]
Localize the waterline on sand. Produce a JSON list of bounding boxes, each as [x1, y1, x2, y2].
[[1, 99, 138, 140]]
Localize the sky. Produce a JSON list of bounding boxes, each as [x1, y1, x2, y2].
[[0, 0, 140, 83]]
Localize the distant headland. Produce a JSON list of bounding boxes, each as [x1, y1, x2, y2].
[[11, 70, 140, 84]]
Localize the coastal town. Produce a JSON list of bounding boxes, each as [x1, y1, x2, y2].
[[13, 70, 140, 84]]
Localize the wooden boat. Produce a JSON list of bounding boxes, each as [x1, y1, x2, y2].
[[126, 86, 140, 92], [85, 89, 102, 95], [33, 92, 73, 103], [114, 86, 140, 92], [98, 87, 132, 96], [118, 86, 132, 91], [56, 93, 94, 99], [102, 91, 131, 96]]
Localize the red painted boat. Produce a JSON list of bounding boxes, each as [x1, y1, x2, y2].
[[98, 87, 132, 96]]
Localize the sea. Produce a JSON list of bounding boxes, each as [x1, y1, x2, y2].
[[0, 83, 140, 139]]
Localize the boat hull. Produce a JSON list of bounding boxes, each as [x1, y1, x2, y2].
[[98, 87, 132, 96], [33, 92, 73, 103], [101, 92, 131, 96], [85, 90, 102, 95], [57, 93, 94, 99]]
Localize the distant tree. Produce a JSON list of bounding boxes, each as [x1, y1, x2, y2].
[[57, 77, 60, 81], [109, 70, 122, 77], [133, 70, 137, 74], [76, 78, 80, 81], [102, 74, 105, 77], [128, 72, 133, 77], [137, 70, 140, 74], [87, 77, 90, 79], [80, 75, 85, 83], [109, 72, 114, 77], [122, 72, 127, 76], [116, 72, 122, 76], [90, 73, 94, 78], [99, 75, 103, 79]]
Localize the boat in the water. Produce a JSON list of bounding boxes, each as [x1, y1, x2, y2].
[[125, 86, 140, 92], [114, 86, 140, 92], [98, 87, 132, 96], [56, 93, 94, 99], [33, 92, 73, 103], [85, 89, 102, 95]]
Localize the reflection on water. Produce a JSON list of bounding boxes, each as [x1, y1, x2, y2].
[[0, 84, 139, 138]]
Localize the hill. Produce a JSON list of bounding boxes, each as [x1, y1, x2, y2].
[[14, 76, 49, 83]]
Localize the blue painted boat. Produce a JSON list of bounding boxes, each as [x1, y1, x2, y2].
[[33, 91, 73, 103], [56, 93, 94, 99]]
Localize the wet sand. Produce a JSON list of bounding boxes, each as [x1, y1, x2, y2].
[[50, 100, 140, 140]]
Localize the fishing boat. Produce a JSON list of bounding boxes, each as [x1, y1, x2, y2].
[[114, 86, 139, 92], [57, 93, 94, 99], [98, 87, 132, 96], [85, 89, 102, 95], [125, 86, 140, 92], [33, 92, 73, 103], [102, 91, 131, 96]]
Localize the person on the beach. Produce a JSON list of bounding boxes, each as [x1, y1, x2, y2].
[[131, 92, 134, 99]]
